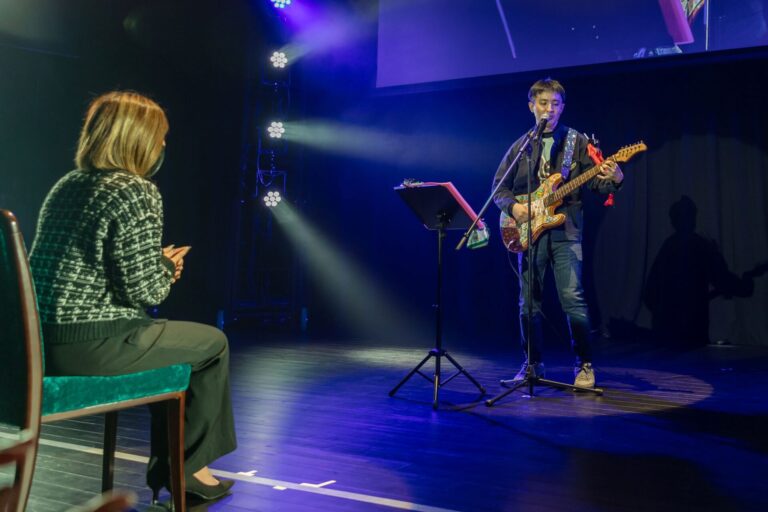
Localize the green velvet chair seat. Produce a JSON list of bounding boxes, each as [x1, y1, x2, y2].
[[42, 364, 191, 416]]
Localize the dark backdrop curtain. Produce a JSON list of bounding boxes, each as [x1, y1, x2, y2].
[[583, 57, 768, 346]]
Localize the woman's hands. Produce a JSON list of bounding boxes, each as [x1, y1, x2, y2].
[[163, 245, 191, 283]]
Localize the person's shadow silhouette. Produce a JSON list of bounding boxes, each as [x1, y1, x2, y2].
[[643, 195, 763, 346]]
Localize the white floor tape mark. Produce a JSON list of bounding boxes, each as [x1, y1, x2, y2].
[[300, 480, 336, 488], [215, 469, 459, 512], [0, 433, 462, 512]]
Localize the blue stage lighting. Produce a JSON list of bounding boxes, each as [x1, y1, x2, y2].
[[270, 0, 292, 9], [263, 190, 282, 208], [267, 121, 285, 139], [270, 51, 288, 68]]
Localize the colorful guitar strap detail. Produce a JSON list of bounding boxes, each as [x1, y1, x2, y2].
[[587, 141, 604, 165], [560, 128, 578, 181]]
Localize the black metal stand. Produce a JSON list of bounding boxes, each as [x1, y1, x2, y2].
[[389, 213, 486, 410], [485, 367, 603, 406], [484, 122, 603, 407]]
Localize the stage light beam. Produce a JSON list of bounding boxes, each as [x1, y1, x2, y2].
[[270, 202, 430, 343], [281, 120, 492, 170]]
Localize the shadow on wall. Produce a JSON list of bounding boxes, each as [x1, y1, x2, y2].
[[641, 195, 767, 346]]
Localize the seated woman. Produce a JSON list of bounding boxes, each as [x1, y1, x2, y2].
[[29, 91, 237, 502]]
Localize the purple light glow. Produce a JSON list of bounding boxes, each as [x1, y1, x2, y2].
[[279, 0, 314, 27], [279, 2, 376, 61]]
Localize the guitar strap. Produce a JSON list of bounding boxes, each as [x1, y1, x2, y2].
[[560, 128, 578, 181]]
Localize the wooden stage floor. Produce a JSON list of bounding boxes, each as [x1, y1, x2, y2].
[[2, 336, 767, 511]]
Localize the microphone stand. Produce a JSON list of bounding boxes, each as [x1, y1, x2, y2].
[[484, 119, 604, 406], [456, 119, 546, 251]]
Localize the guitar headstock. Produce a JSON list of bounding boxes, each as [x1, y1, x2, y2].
[[613, 141, 647, 163]]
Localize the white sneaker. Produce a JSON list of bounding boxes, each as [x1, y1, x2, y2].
[[574, 363, 595, 388]]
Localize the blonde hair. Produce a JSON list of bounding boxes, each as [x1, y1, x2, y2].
[[75, 91, 168, 176]]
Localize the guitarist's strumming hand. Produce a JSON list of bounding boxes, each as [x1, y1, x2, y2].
[[597, 160, 624, 183], [512, 203, 532, 224], [512, 201, 545, 224]]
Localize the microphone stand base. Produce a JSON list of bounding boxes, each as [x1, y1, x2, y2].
[[485, 372, 603, 407]]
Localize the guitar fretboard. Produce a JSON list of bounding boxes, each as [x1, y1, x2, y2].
[[543, 156, 616, 207]]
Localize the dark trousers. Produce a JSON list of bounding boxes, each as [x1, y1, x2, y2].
[[45, 320, 237, 484], [518, 232, 592, 365]]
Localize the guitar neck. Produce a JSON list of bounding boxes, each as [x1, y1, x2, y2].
[[545, 156, 615, 206]]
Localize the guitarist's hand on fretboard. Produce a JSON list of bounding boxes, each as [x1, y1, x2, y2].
[[596, 160, 624, 183]]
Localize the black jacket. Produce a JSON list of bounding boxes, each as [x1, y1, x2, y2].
[[492, 124, 620, 241]]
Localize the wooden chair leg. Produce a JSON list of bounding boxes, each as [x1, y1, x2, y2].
[[167, 394, 186, 512], [1, 487, 13, 512], [11, 439, 38, 512], [101, 412, 118, 493]]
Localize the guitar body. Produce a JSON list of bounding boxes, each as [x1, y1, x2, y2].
[[500, 173, 566, 253], [498, 141, 647, 253]]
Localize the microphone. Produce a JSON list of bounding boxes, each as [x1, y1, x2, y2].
[[533, 116, 549, 138]]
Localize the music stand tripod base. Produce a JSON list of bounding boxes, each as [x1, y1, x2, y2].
[[389, 347, 486, 410]]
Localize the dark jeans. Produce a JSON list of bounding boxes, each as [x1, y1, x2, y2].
[[518, 231, 592, 366], [45, 320, 237, 485]]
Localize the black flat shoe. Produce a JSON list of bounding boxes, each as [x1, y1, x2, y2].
[[185, 476, 235, 501]]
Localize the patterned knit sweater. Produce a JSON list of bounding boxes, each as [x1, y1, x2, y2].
[[30, 169, 175, 344]]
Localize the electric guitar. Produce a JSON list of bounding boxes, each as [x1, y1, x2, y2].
[[500, 142, 647, 253]]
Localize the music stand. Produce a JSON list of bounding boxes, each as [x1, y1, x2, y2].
[[389, 182, 486, 409]]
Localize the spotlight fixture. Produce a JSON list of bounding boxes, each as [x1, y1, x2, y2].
[[270, 51, 288, 68], [267, 121, 285, 139], [270, 0, 292, 8], [263, 190, 282, 208]]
